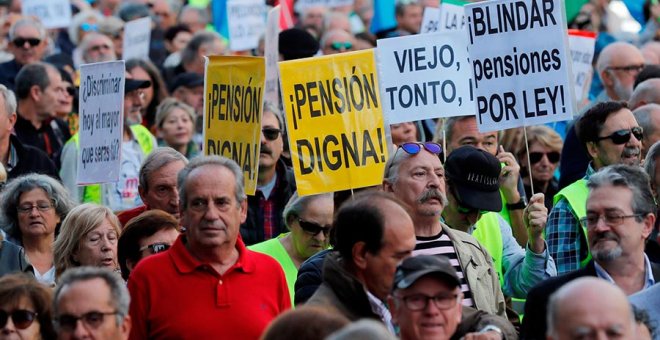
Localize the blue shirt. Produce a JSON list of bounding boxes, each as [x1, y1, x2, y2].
[[594, 254, 656, 289]]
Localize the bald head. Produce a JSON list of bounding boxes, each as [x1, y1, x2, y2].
[[547, 278, 635, 340], [597, 42, 645, 101], [633, 103, 660, 157], [630, 79, 660, 109], [641, 41, 660, 64]]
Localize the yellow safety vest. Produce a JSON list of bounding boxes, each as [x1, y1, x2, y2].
[[553, 179, 591, 268], [473, 212, 504, 286]]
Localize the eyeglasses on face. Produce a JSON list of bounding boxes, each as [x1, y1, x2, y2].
[[330, 41, 353, 51], [88, 44, 111, 53], [139, 242, 171, 255], [0, 310, 38, 330], [12, 38, 41, 48], [55, 311, 118, 332], [17, 202, 54, 214], [262, 127, 281, 141], [529, 151, 560, 164], [606, 64, 644, 74], [580, 213, 642, 228], [297, 218, 331, 236], [394, 293, 459, 311], [66, 86, 76, 97], [596, 127, 643, 145]]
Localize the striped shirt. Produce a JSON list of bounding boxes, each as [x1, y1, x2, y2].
[[413, 229, 475, 307]]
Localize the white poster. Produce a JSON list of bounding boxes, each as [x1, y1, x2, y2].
[[77, 61, 125, 185], [465, 0, 575, 132], [568, 29, 596, 106], [264, 6, 281, 104], [21, 0, 72, 29], [377, 31, 473, 124], [227, 0, 267, 51], [438, 0, 467, 32], [421, 7, 441, 34], [295, 0, 354, 10], [122, 17, 152, 61]]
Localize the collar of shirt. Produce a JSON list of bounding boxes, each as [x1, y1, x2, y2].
[[584, 163, 596, 178], [366, 290, 395, 334], [593, 254, 655, 289], [169, 234, 255, 275], [6, 139, 17, 172]]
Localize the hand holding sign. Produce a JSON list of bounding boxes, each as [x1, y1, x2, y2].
[[497, 145, 521, 203], [524, 192, 547, 254]]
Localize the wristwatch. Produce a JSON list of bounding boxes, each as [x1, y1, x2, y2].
[[479, 324, 503, 338], [506, 198, 527, 210]]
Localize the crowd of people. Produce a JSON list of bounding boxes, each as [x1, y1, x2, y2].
[[0, 0, 660, 339]]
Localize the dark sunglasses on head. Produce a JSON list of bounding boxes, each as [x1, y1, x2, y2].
[[330, 41, 353, 51], [80, 22, 99, 32], [12, 38, 40, 48], [400, 142, 442, 155], [262, 127, 281, 141], [596, 127, 643, 145], [139, 242, 170, 254], [0, 310, 38, 330], [529, 151, 560, 164], [297, 218, 331, 236]]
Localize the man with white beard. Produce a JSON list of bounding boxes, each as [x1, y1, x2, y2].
[[595, 42, 645, 103]]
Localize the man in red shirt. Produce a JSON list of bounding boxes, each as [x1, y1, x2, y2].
[[127, 156, 291, 339]]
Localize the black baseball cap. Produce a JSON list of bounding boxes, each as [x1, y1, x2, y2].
[[279, 28, 319, 61], [445, 145, 502, 212], [393, 255, 460, 290], [169, 72, 204, 93], [125, 79, 151, 93]]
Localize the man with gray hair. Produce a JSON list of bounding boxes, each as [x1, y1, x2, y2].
[[117, 147, 188, 226], [80, 32, 117, 64], [0, 84, 57, 180], [53, 266, 131, 340], [643, 140, 660, 263], [0, 18, 48, 91], [522, 164, 660, 339], [546, 277, 636, 340], [178, 5, 210, 33], [128, 155, 290, 339], [633, 103, 660, 158], [629, 79, 660, 110]]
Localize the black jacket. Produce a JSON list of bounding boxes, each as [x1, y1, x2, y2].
[[240, 160, 296, 245], [521, 260, 660, 340], [14, 115, 70, 169], [0, 59, 21, 91], [7, 135, 59, 181]]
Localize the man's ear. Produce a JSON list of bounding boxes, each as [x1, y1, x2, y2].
[[586, 141, 599, 160], [29, 84, 41, 102], [383, 179, 394, 193], [600, 69, 613, 87], [352, 241, 368, 270]]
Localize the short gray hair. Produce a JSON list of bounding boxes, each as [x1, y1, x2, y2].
[[282, 192, 333, 229], [67, 10, 104, 45], [9, 17, 46, 41], [178, 5, 210, 25], [53, 267, 130, 328], [382, 148, 414, 185], [181, 31, 223, 65], [177, 156, 246, 209], [139, 147, 188, 193], [0, 174, 74, 243], [644, 141, 660, 189], [263, 102, 283, 130], [587, 164, 656, 221], [633, 104, 660, 144], [0, 84, 17, 116]]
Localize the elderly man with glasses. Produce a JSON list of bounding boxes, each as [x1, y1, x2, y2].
[[0, 18, 49, 91]]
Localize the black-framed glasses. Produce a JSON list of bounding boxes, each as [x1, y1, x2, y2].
[[606, 64, 644, 74], [580, 213, 642, 228], [262, 127, 281, 141], [330, 41, 353, 51], [394, 293, 459, 311], [55, 311, 118, 332], [139, 242, 170, 254], [0, 310, 38, 330], [400, 142, 442, 155], [297, 218, 331, 236], [17, 202, 54, 214], [66, 86, 76, 96], [12, 38, 41, 48], [88, 44, 111, 53], [596, 127, 643, 145], [529, 151, 560, 164]]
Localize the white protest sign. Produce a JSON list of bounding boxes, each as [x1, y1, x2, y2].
[[421, 7, 441, 34], [295, 0, 354, 10], [568, 29, 596, 106], [264, 6, 281, 104], [377, 31, 473, 124], [465, 0, 574, 132], [122, 17, 151, 61], [227, 0, 267, 51], [439, 0, 468, 32], [77, 61, 125, 185], [21, 0, 72, 29]]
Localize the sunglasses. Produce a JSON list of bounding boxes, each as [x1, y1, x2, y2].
[[55, 311, 118, 332], [0, 310, 38, 330], [139, 242, 170, 254], [596, 127, 643, 145], [66, 86, 76, 96], [606, 64, 644, 74], [400, 142, 442, 155], [12, 38, 40, 48], [330, 41, 353, 51], [297, 218, 331, 236], [80, 22, 99, 32], [529, 151, 560, 164], [262, 127, 281, 141]]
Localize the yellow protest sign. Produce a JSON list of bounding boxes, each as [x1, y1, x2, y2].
[[204, 55, 264, 195], [279, 50, 388, 196]]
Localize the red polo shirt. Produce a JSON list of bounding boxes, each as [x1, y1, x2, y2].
[[127, 234, 291, 340]]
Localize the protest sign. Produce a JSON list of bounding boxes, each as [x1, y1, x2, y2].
[[227, 0, 267, 51], [122, 17, 152, 61], [295, 0, 354, 10], [439, 0, 468, 32], [21, 0, 72, 29], [377, 31, 473, 124], [421, 7, 441, 33], [279, 50, 388, 196], [568, 29, 596, 106], [465, 0, 575, 132], [204, 56, 265, 195], [77, 61, 125, 185], [264, 6, 281, 104]]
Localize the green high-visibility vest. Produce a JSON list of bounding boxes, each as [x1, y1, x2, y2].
[[68, 124, 155, 204], [473, 212, 504, 286], [553, 179, 591, 268]]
